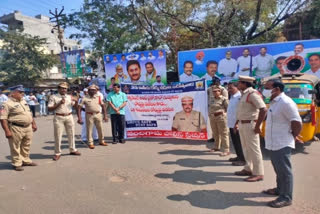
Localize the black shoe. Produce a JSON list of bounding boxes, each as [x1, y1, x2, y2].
[[13, 166, 24, 171], [268, 199, 292, 208], [112, 141, 117, 144], [119, 140, 126, 144]]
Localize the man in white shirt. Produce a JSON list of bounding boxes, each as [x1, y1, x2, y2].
[[294, 43, 305, 58], [145, 62, 157, 84], [227, 82, 245, 166], [147, 52, 156, 60], [236, 48, 252, 77], [218, 51, 237, 77], [202, 60, 219, 81], [153, 75, 164, 86], [0, 90, 8, 106], [254, 47, 274, 78], [179, 61, 200, 82], [304, 54, 320, 78], [26, 92, 37, 118], [263, 80, 302, 208]]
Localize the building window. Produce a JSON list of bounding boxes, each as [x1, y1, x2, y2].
[[51, 30, 54, 34], [50, 50, 54, 55], [64, 46, 68, 51]]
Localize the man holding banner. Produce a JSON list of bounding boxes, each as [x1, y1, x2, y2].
[[172, 96, 206, 132]]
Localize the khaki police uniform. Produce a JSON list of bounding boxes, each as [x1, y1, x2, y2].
[[48, 93, 77, 155], [0, 97, 33, 166], [208, 93, 229, 152], [172, 110, 206, 132], [236, 86, 266, 176], [78, 93, 104, 145]]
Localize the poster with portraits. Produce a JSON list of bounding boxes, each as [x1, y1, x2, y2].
[[178, 39, 320, 84], [104, 50, 167, 88], [121, 79, 208, 140], [60, 49, 86, 78]]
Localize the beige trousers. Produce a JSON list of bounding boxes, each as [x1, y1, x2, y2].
[[86, 113, 104, 145], [238, 122, 264, 175], [210, 116, 229, 152], [53, 115, 77, 155], [8, 125, 33, 167]]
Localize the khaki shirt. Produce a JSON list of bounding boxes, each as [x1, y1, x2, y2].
[[79, 94, 102, 113], [209, 95, 228, 116], [172, 110, 206, 132], [236, 87, 266, 120], [48, 94, 74, 114], [207, 85, 228, 109], [0, 97, 33, 125]]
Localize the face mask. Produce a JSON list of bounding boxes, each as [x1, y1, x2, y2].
[[262, 89, 272, 98]]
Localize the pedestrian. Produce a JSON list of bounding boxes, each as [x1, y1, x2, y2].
[[263, 80, 302, 208], [107, 83, 128, 144], [79, 88, 99, 142], [234, 75, 267, 182], [0, 85, 38, 171], [37, 91, 47, 116], [208, 85, 229, 156], [26, 92, 37, 117], [77, 84, 108, 149], [48, 82, 81, 161], [227, 82, 245, 166]]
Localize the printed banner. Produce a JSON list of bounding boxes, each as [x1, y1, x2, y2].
[[122, 79, 208, 140], [60, 49, 86, 78], [178, 39, 320, 83], [104, 50, 167, 88]]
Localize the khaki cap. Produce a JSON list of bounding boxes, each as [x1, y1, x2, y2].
[[58, 82, 69, 89], [238, 75, 255, 83], [181, 96, 193, 104], [212, 85, 221, 91], [88, 84, 98, 90]]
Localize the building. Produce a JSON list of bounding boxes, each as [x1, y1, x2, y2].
[[0, 11, 82, 86]]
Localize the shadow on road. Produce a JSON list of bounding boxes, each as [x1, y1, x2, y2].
[[167, 190, 267, 209], [42, 141, 88, 150], [162, 158, 231, 168], [155, 170, 243, 185], [159, 149, 215, 156], [0, 162, 13, 170]]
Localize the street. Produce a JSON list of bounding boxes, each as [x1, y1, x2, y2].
[[0, 115, 319, 214]]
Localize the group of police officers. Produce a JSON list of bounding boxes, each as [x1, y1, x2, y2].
[[1, 75, 265, 183]]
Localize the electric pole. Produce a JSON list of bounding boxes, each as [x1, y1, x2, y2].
[[49, 6, 65, 54]]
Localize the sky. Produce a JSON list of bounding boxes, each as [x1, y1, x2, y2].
[[0, 0, 87, 45]]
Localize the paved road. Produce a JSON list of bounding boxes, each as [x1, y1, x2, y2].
[[0, 116, 319, 214]]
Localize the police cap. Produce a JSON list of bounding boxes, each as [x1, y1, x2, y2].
[[238, 75, 255, 83], [58, 82, 69, 89], [9, 85, 25, 92]]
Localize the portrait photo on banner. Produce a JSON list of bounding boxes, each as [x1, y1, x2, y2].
[[104, 50, 167, 87], [178, 39, 320, 84], [60, 49, 86, 78]]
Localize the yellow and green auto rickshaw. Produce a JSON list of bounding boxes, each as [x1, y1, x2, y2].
[[261, 73, 320, 143]]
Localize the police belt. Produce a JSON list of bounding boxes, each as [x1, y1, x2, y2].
[[10, 122, 31, 128], [81, 108, 85, 112], [213, 112, 224, 117], [55, 113, 72, 116], [86, 111, 100, 115], [240, 120, 257, 124]]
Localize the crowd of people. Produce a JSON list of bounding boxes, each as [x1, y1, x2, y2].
[[0, 71, 303, 208]]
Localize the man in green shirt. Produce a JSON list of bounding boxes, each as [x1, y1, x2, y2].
[[107, 83, 128, 144]]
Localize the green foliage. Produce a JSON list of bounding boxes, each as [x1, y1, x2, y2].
[[0, 30, 58, 87]]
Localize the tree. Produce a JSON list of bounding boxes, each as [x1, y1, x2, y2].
[[0, 30, 58, 87]]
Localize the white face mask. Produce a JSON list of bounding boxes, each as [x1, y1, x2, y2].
[[262, 89, 272, 98]]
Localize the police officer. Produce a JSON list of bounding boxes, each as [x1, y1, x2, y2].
[[234, 76, 267, 182], [0, 85, 37, 171], [209, 85, 230, 156], [172, 96, 207, 132], [77, 84, 108, 149], [48, 82, 81, 161]]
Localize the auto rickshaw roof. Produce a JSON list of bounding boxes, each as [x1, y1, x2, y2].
[[261, 73, 320, 86]]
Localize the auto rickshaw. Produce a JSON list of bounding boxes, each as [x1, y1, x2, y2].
[[260, 73, 320, 143]]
